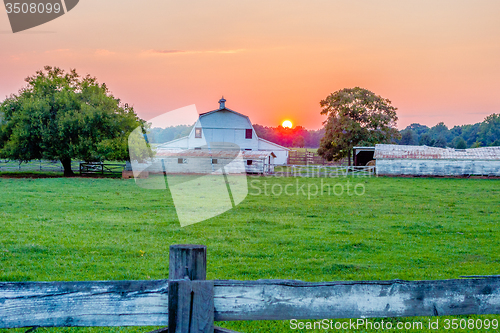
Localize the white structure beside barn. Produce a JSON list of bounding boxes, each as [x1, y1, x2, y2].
[[156, 148, 276, 174], [374, 144, 500, 176], [155, 98, 289, 174]]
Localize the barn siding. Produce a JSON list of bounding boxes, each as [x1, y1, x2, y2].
[[376, 159, 500, 176], [258, 139, 289, 165]]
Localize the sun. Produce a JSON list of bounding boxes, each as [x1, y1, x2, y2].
[[282, 120, 293, 128]]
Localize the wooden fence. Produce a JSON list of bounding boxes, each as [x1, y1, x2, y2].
[[287, 150, 345, 166], [1, 244, 500, 332], [79, 162, 126, 175]]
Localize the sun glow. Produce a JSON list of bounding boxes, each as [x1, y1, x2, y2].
[[282, 120, 293, 128]]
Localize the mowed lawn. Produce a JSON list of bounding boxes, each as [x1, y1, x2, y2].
[[0, 174, 499, 332]]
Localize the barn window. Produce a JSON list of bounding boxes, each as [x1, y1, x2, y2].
[[195, 147, 201, 150], [247, 160, 253, 166], [178, 158, 187, 164], [245, 129, 252, 139], [195, 128, 202, 138], [212, 159, 218, 164]]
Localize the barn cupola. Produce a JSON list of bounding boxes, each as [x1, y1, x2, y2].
[[218, 97, 226, 110]]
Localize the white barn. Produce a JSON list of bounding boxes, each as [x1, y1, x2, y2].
[[374, 144, 500, 176], [158, 98, 289, 166]]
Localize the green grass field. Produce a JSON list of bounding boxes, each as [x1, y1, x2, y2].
[[1, 174, 499, 332]]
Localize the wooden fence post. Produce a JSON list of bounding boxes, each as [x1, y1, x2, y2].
[[169, 244, 207, 280], [168, 245, 214, 333]]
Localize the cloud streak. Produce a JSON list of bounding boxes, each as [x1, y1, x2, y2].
[[144, 49, 246, 56], [95, 49, 116, 56]]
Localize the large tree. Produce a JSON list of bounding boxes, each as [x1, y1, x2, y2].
[[317, 87, 400, 165], [477, 114, 500, 146], [0, 66, 147, 176]]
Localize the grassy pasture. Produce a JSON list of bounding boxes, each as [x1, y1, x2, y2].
[[0, 174, 499, 332]]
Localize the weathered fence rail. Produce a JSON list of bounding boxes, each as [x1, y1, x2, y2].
[[79, 162, 126, 175], [1, 244, 500, 332], [0, 280, 170, 327]]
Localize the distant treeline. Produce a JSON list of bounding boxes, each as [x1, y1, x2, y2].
[[398, 114, 500, 148], [146, 124, 325, 148], [147, 125, 192, 143], [253, 125, 324, 148], [146, 113, 500, 149]]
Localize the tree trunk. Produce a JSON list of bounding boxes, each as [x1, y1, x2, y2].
[[61, 158, 75, 177], [347, 150, 352, 166]]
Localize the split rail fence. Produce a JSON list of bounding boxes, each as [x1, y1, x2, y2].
[[79, 162, 126, 175], [1, 244, 500, 332]]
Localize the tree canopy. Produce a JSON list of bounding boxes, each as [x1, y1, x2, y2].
[[0, 66, 147, 176], [317, 87, 400, 165], [397, 114, 500, 148]]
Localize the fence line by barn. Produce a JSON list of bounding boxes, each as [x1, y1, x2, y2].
[[79, 162, 126, 175], [287, 150, 347, 166], [284, 165, 375, 177], [0, 160, 126, 175], [1, 244, 500, 333], [0, 160, 81, 173]]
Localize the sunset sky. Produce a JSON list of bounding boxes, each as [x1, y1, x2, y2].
[[1, 0, 499, 130]]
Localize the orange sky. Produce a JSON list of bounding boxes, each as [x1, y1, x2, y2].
[[1, 0, 499, 130]]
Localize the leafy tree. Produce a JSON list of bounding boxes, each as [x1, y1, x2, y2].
[[477, 114, 500, 146], [399, 123, 429, 146], [406, 123, 430, 136], [460, 123, 480, 146], [419, 133, 435, 146], [0, 66, 148, 176], [449, 125, 463, 140], [453, 137, 467, 149], [305, 128, 324, 148], [429, 122, 449, 136], [317, 87, 400, 165], [292, 135, 305, 148], [434, 136, 447, 148], [399, 129, 417, 145]]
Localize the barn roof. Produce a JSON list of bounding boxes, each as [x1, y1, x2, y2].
[[198, 97, 250, 119], [374, 144, 500, 160], [198, 107, 250, 120], [156, 148, 275, 159], [258, 137, 291, 151]]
